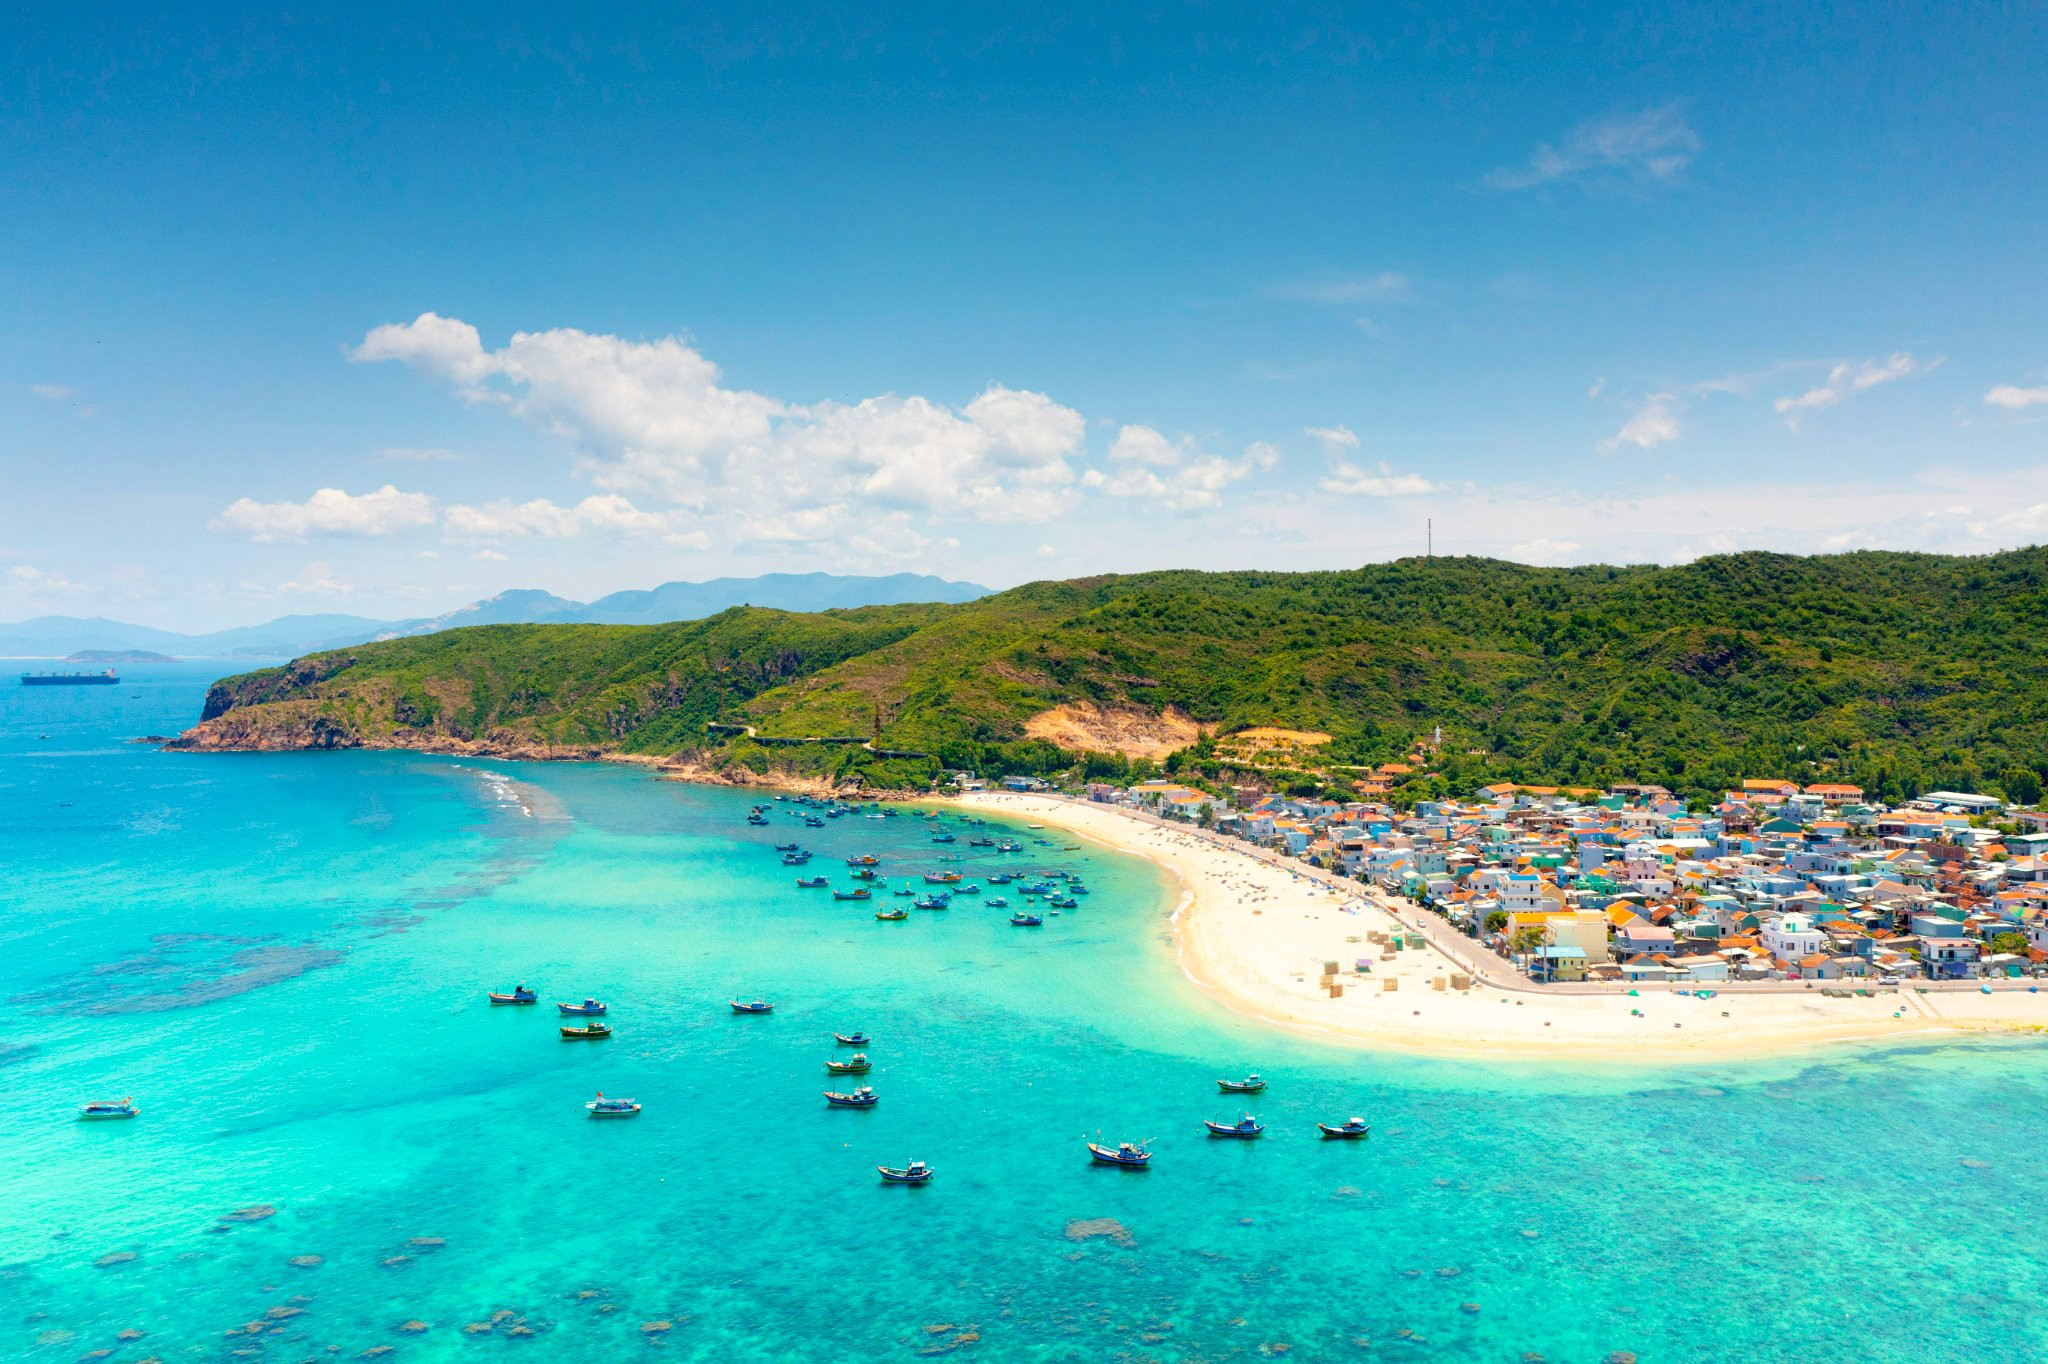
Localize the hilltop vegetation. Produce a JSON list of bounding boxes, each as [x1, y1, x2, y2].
[[174, 550, 2048, 803]]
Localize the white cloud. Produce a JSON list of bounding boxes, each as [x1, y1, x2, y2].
[[1986, 375, 2048, 411], [1304, 425, 1361, 453], [1484, 104, 1699, 191], [1773, 353, 1937, 428], [352, 315, 1088, 540], [443, 493, 704, 546], [210, 485, 439, 542], [380, 446, 460, 462], [5, 563, 90, 594], [29, 384, 75, 401], [473, 549, 508, 562], [1598, 393, 1681, 453], [1084, 427, 1278, 512], [1320, 461, 1440, 497], [1510, 537, 1583, 564], [1273, 272, 1412, 304], [276, 561, 352, 595]]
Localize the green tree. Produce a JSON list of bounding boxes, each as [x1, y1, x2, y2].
[[1483, 910, 1509, 934], [2001, 766, 2043, 807], [1990, 931, 2030, 956]]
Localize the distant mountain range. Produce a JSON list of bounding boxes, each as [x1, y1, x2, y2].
[[0, 573, 988, 659]]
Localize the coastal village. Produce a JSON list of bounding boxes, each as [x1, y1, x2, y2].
[[1037, 774, 2048, 987]]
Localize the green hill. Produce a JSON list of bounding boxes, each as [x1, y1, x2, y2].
[[172, 550, 2048, 803]]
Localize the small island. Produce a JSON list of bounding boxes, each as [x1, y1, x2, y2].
[[66, 649, 175, 664]]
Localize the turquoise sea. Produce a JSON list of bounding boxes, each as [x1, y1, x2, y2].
[[6, 662, 2048, 1362]]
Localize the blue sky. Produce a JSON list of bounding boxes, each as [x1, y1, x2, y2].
[[5, 4, 2047, 629]]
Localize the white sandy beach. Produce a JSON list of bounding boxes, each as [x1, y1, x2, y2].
[[959, 792, 2048, 1059]]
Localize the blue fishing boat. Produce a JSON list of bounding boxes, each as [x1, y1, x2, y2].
[[930, 832, 956, 844], [557, 997, 607, 1016], [746, 814, 769, 826], [987, 896, 1009, 908], [968, 837, 995, 847], [834, 1031, 870, 1045], [824, 1086, 878, 1108], [487, 984, 538, 1005], [997, 841, 1021, 853], [803, 816, 825, 828], [585, 1093, 640, 1118], [987, 873, 1014, 884], [775, 842, 802, 852], [730, 999, 774, 1014], [1049, 896, 1078, 909], [833, 888, 872, 901], [923, 871, 962, 884], [846, 854, 879, 866], [850, 867, 879, 881], [796, 875, 830, 888], [1318, 1117, 1371, 1139], [1069, 884, 1091, 895], [1218, 1075, 1266, 1094], [953, 883, 981, 895], [913, 895, 950, 910], [1087, 1140, 1152, 1167], [877, 1160, 933, 1184], [781, 851, 813, 865], [78, 1097, 138, 1120], [1204, 1113, 1265, 1138], [1010, 912, 1043, 926]]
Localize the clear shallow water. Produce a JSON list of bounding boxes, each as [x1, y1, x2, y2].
[[5, 665, 2048, 1362]]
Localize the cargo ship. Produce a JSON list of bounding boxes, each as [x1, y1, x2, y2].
[[20, 670, 119, 687]]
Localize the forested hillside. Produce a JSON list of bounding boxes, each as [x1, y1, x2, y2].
[[172, 550, 2048, 803]]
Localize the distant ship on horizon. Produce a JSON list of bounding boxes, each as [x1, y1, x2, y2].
[[20, 669, 119, 687]]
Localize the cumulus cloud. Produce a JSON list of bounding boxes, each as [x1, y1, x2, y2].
[[444, 493, 706, 547], [210, 485, 439, 542], [1598, 393, 1681, 453], [1320, 461, 1440, 497], [1773, 353, 1937, 428], [1083, 427, 1278, 512], [351, 314, 1089, 540], [1484, 105, 1699, 191], [1304, 425, 1361, 453], [6, 563, 90, 594], [1986, 375, 2048, 411]]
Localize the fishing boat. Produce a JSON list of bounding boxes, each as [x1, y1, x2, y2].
[[1087, 1140, 1152, 1167], [585, 1093, 641, 1118], [968, 837, 995, 847], [1217, 1075, 1266, 1094], [875, 908, 909, 920], [987, 896, 1009, 908], [775, 842, 802, 852], [913, 895, 950, 910], [730, 999, 775, 1014], [560, 1023, 613, 1040], [78, 1097, 138, 1120], [803, 816, 825, 828], [877, 1160, 933, 1184], [1068, 884, 1091, 895], [487, 984, 538, 1005], [846, 854, 879, 866], [826, 1054, 873, 1074], [833, 888, 873, 901], [1204, 1113, 1266, 1138], [987, 873, 1014, 885], [834, 1031, 870, 1045], [850, 867, 880, 881], [746, 813, 769, 826], [952, 883, 981, 895], [1048, 896, 1078, 909], [930, 832, 956, 844], [781, 851, 813, 865], [996, 841, 1021, 853], [1317, 1117, 1371, 1139], [1010, 912, 1043, 927], [923, 871, 962, 884], [557, 997, 607, 1016], [796, 875, 830, 888], [824, 1086, 879, 1108]]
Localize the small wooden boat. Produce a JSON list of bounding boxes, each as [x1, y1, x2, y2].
[[1088, 1140, 1152, 1167], [833, 888, 872, 901], [730, 999, 774, 1014], [875, 908, 908, 920], [1318, 1117, 1371, 1139], [487, 985, 538, 1005], [560, 1023, 612, 1040], [557, 997, 607, 1016], [78, 1097, 138, 1120], [834, 1031, 870, 1046], [826, 1053, 872, 1074], [1010, 913, 1044, 927], [1217, 1075, 1266, 1094], [1204, 1114, 1265, 1138], [923, 871, 961, 884], [878, 1160, 933, 1184], [585, 1093, 640, 1118], [824, 1086, 879, 1108], [893, 887, 916, 897], [796, 876, 830, 888]]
